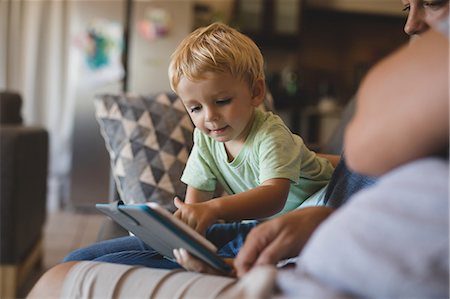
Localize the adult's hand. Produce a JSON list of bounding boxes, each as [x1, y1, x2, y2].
[[234, 206, 334, 277]]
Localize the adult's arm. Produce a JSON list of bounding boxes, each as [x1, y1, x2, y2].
[[295, 158, 449, 298], [345, 29, 449, 176]]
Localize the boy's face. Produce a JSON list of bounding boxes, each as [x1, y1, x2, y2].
[[177, 72, 264, 145]]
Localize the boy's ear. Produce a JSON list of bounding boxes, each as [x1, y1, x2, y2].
[[251, 78, 266, 107]]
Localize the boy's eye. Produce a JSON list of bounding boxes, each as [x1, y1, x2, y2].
[[216, 98, 231, 105], [189, 106, 201, 113]]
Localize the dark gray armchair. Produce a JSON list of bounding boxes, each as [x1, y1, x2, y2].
[[0, 91, 48, 298]]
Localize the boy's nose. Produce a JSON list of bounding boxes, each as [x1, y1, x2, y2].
[[205, 107, 219, 121]]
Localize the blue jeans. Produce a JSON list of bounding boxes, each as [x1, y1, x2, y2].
[[63, 221, 258, 268], [323, 155, 377, 208]]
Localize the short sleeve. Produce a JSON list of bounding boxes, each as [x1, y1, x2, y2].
[[257, 124, 302, 184]]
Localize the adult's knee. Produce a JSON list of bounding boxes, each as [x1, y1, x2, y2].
[[27, 261, 78, 298]]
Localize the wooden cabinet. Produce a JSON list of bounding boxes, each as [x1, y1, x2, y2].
[[305, 0, 405, 17], [234, 0, 303, 48]]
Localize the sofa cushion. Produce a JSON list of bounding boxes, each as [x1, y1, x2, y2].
[[94, 93, 193, 212], [0, 91, 23, 124]]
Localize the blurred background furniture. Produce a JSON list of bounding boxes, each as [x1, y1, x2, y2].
[[0, 91, 48, 298]]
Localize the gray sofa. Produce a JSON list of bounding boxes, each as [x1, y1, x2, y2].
[[0, 91, 48, 298]]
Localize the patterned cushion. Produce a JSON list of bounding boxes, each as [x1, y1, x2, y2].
[[94, 93, 193, 211]]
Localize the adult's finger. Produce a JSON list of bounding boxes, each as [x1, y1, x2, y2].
[[234, 223, 278, 277], [253, 230, 299, 266]]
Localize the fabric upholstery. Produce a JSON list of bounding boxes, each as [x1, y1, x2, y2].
[[0, 127, 48, 262], [0, 91, 48, 263], [0, 91, 23, 124], [94, 93, 194, 212]]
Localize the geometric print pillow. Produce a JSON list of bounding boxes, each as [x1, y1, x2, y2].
[[94, 92, 193, 212]]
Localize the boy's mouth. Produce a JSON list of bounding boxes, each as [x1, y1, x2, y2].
[[210, 125, 228, 134]]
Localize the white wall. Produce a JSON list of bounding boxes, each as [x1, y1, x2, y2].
[[70, 0, 126, 209], [129, 0, 193, 94], [69, 0, 194, 209], [0, 1, 7, 87]]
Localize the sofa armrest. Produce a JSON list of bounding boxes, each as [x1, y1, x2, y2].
[[0, 126, 48, 263]]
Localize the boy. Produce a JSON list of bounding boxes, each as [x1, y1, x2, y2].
[[168, 22, 333, 251], [63, 22, 333, 267]]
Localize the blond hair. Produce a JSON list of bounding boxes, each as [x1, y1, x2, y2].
[[168, 22, 265, 92]]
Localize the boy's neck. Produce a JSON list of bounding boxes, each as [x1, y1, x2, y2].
[[224, 108, 258, 161]]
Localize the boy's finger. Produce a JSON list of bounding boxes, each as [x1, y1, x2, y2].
[[195, 222, 207, 236], [180, 249, 221, 274], [173, 197, 184, 209], [173, 209, 182, 219], [179, 248, 203, 271], [173, 249, 181, 263]]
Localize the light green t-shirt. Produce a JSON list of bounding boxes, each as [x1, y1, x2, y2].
[[181, 109, 334, 218]]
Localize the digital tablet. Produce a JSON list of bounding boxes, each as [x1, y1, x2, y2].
[[96, 200, 232, 273]]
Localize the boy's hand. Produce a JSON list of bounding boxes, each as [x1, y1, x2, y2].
[[173, 248, 236, 277], [173, 197, 218, 235]]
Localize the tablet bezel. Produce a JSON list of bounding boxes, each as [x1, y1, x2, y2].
[[96, 201, 232, 273]]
